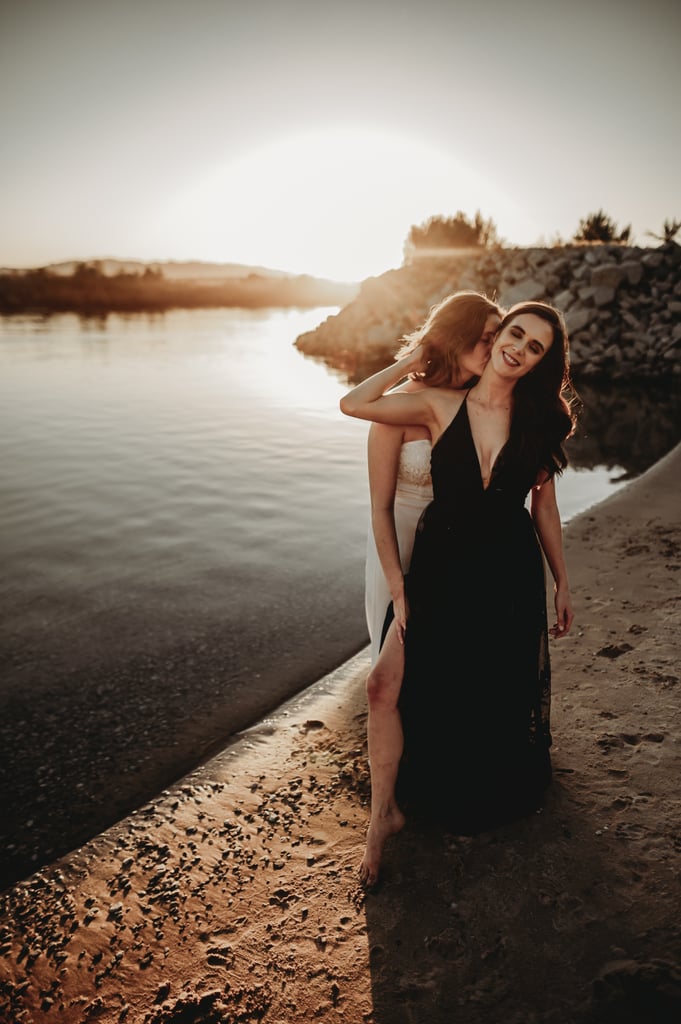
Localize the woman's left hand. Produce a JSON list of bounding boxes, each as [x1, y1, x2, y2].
[[392, 593, 409, 643], [549, 583, 573, 638]]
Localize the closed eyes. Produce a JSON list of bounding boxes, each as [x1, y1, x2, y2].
[[509, 326, 544, 354]]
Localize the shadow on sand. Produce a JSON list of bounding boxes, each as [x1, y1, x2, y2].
[[363, 779, 681, 1024]]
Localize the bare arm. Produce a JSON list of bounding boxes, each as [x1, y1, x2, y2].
[[530, 475, 574, 638], [339, 346, 436, 429], [368, 422, 410, 640]]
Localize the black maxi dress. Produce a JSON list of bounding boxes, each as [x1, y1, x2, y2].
[[396, 394, 553, 833]]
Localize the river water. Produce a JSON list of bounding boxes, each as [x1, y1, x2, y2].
[[0, 306, 678, 888]]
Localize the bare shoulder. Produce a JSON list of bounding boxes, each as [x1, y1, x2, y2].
[[428, 386, 467, 434], [368, 420, 405, 444], [369, 419, 430, 447]]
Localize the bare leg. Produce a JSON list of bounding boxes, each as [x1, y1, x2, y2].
[[360, 621, 406, 886]]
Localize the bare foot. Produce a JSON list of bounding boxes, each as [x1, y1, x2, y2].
[[359, 805, 405, 887]]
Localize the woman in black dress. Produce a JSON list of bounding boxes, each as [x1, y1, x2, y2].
[[341, 301, 576, 879]]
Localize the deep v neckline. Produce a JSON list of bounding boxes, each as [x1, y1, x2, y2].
[[464, 393, 509, 492]]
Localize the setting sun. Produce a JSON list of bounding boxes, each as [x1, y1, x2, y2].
[[152, 126, 513, 281]]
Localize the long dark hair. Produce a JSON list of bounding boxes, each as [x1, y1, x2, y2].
[[502, 301, 578, 477]]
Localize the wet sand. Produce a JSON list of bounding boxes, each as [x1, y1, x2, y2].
[[1, 442, 680, 1023]]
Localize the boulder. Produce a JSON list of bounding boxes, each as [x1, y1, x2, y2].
[[578, 286, 599, 306], [565, 307, 599, 334], [593, 286, 616, 308], [498, 278, 546, 305], [619, 260, 644, 286], [590, 263, 626, 289], [553, 289, 574, 311]]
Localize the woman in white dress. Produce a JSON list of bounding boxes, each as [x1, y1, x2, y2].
[[361, 291, 502, 885], [364, 401, 433, 666]]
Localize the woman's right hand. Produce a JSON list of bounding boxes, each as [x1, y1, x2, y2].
[[402, 342, 428, 375]]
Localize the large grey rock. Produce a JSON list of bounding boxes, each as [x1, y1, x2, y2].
[[594, 286, 616, 307], [499, 278, 546, 305], [573, 261, 592, 281], [577, 286, 599, 306], [565, 306, 599, 334], [622, 310, 643, 329], [553, 289, 574, 311], [590, 263, 625, 289], [543, 257, 571, 278], [619, 260, 644, 285]]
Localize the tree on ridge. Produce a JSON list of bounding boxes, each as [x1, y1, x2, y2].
[[404, 210, 500, 261], [647, 219, 681, 245], [573, 210, 631, 244]]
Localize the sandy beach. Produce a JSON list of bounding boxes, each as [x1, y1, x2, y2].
[[1, 442, 680, 1024]]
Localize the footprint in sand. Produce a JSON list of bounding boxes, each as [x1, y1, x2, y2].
[[206, 951, 235, 969], [596, 643, 634, 659], [613, 822, 648, 841], [548, 892, 594, 934], [597, 732, 666, 756]]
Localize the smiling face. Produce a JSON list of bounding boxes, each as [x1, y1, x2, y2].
[[490, 312, 554, 378], [458, 312, 502, 379]]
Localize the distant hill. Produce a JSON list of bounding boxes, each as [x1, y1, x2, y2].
[[0, 258, 306, 281], [47, 258, 298, 281], [0, 258, 358, 314]]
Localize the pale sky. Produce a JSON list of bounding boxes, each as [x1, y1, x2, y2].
[[1, 0, 679, 281]]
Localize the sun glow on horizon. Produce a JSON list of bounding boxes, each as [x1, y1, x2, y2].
[[151, 127, 520, 282]]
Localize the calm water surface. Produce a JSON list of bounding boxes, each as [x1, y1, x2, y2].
[[1, 308, 371, 669], [0, 307, 677, 887]]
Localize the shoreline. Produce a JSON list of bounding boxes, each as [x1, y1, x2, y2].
[[1, 443, 680, 1023]]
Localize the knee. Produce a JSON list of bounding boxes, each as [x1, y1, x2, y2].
[[366, 665, 400, 710]]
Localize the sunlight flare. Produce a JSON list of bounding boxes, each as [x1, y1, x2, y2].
[[154, 127, 514, 281]]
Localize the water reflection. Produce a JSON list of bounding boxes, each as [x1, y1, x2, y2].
[[565, 382, 681, 479]]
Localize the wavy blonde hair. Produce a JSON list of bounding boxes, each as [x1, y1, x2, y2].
[[397, 290, 502, 387]]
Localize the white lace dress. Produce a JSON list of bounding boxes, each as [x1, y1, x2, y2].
[[364, 439, 433, 664]]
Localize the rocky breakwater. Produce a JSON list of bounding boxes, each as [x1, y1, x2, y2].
[[296, 243, 681, 382]]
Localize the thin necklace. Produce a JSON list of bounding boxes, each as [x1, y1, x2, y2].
[[468, 391, 512, 412]]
